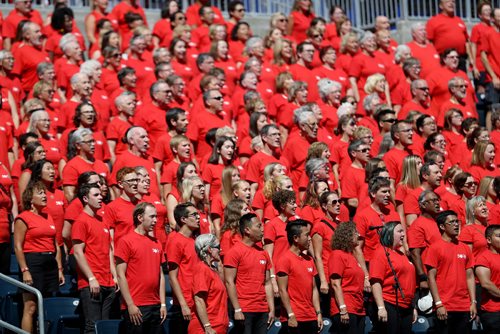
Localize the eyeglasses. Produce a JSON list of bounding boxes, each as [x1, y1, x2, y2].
[[464, 181, 478, 188], [424, 198, 440, 204], [312, 34, 322, 38], [111, 53, 121, 58], [187, 212, 200, 218], [278, 18, 288, 22], [423, 121, 436, 126], [329, 199, 340, 205], [80, 139, 96, 145], [454, 85, 467, 89], [305, 122, 318, 129], [194, 184, 206, 189], [416, 87, 429, 92], [356, 148, 370, 153], [399, 128, 413, 133], [211, 96, 224, 101], [122, 178, 139, 184], [444, 219, 460, 226], [382, 118, 396, 123], [434, 140, 446, 145]]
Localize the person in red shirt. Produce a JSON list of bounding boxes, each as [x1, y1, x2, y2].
[[2, 0, 43, 51], [369, 221, 416, 334], [276, 219, 323, 333], [62, 128, 110, 202], [438, 76, 477, 127], [106, 92, 136, 164], [341, 140, 371, 214], [408, 190, 442, 293], [426, 0, 471, 72], [289, 41, 319, 102], [224, 213, 275, 333], [124, 35, 156, 99], [105, 167, 140, 247], [57, 73, 93, 132], [109, 0, 147, 37], [72, 183, 116, 333], [474, 224, 500, 333], [115, 202, 167, 334], [469, 141, 500, 183], [189, 233, 228, 334], [426, 210, 477, 334], [287, 0, 315, 43], [329, 221, 366, 334], [399, 79, 431, 120], [406, 23, 441, 79], [185, 0, 225, 28], [14, 181, 64, 333], [167, 203, 200, 334], [459, 196, 489, 260], [383, 120, 413, 188], [11, 22, 49, 94], [481, 8, 500, 105]]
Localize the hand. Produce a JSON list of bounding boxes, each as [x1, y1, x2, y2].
[[493, 77, 500, 90], [470, 303, 477, 320], [234, 310, 245, 321], [160, 305, 167, 324], [22, 271, 33, 286], [317, 314, 323, 332], [436, 306, 447, 321], [271, 278, 279, 298], [320, 280, 329, 294], [58, 271, 65, 286], [377, 308, 388, 322], [113, 277, 120, 292], [267, 311, 275, 329], [127, 304, 143, 325], [89, 279, 100, 298], [473, 67, 480, 80], [181, 304, 192, 321], [288, 314, 298, 328], [364, 277, 371, 293], [204, 326, 216, 334], [412, 309, 418, 324], [340, 312, 349, 325]]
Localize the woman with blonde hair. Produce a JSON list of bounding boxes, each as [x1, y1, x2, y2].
[[263, 27, 283, 61], [253, 169, 292, 222], [210, 165, 241, 239], [478, 176, 497, 221], [460, 196, 489, 259], [469, 141, 499, 183], [268, 71, 294, 123], [211, 39, 238, 91], [271, 38, 295, 73], [364, 73, 391, 108], [395, 155, 422, 223], [219, 199, 251, 256], [269, 12, 289, 37], [336, 32, 359, 74]]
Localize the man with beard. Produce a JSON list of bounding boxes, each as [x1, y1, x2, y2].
[[425, 210, 477, 334], [2, 0, 43, 50], [438, 77, 478, 127]]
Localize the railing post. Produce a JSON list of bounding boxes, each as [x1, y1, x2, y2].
[[354, 0, 362, 29], [400, 0, 408, 20], [465, 0, 472, 23]]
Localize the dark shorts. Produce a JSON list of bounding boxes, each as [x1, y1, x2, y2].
[[19, 252, 59, 296]]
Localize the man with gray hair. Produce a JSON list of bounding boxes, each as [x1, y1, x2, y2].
[[107, 92, 137, 164], [400, 79, 431, 120], [11, 22, 49, 93], [438, 76, 478, 126], [187, 53, 215, 101], [408, 189, 442, 292], [406, 22, 440, 78], [342, 139, 372, 213], [2, 0, 43, 50], [0, 50, 22, 106], [56, 35, 83, 98], [317, 78, 342, 132], [58, 73, 92, 132], [124, 34, 156, 98], [358, 93, 382, 135], [282, 107, 318, 186]]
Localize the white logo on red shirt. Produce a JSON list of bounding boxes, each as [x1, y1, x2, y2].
[[154, 201, 161, 205], [339, 76, 346, 81], [1, 175, 9, 179], [228, 66, 235, 71], [104, 229, 109, 234], [145, 67, 153, 72], [259, 260, 266, 265], [99, 172, 107, 177], [378, 64, 385, 69], [457, 254, 467, 259], [0, 127, 5, 132], [458, 23, 465, 28], [152, 248, 160, 254], [13, 87, 19, 92], [101, 95, 108, 100], [55, 201, 64, 206], [307, 267, 313, 273], [96, 140, 103, 145], [50, 225, 56, 230], [50, 147, 59, 152], [151, 168, 156, 174]]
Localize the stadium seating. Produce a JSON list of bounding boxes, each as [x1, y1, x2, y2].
[[43, 297, 80, 334]]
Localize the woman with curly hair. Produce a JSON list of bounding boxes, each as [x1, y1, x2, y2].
[[220, 199, 251, 257], [329, 221, 365, 333]]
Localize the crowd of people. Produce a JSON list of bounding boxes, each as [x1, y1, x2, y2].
[[0, 0, 499, 333]]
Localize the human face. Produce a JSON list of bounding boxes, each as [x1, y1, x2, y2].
[[119, 96, 136, 117], [420, 117, 437, 136], [283, 199, 297, 217], [426, 165, 442, 188], [231, 170, 241, 183], [231, 4, 245, 20], [40, 162, 55, 183], [177, 140, 191, 161], [361, 36, 377, 54], [256, 114, 268, 131], [75, 75, 92, 97], [31, 187, 47, 208], [248, 59, 262, 77], [346, 36, 359, 54], [443, 51, 459, 70], [250, 41, 265, 58], [136, 168, 150, 194], [279, 179, 294, 192], [325, 193, 341, 216], [440, 0, 456, 16], [1, 52, 14, 71], [393, 224, 405, 248], [340, 20, 352, 35], [201, 7, 215, 25], [275, 15, 288, 31], [316, 181, 329, 196], [192, 181, 206, 201], [16, 0, 33, 14], [450, 111, 463, 127], [295, 225, 311, 251], [355, 145, 371, 163], [397, 123, 413, 145], [234, 182, 251, 204], [120, 172, 139, 196], [272, 164, 287, 177], [123, 72, 137, 89], [413, 82, 429, 104], [80, 105, 96, 127], [270, 28, 282, 41], [484, 144, 496, 166], [451, 79, 467, 100], [236, 24, 250, 41], [141, 206, 158, 232], [216, 40, 229, 59], [40, 85, 55, 103], [183, 165, 198, 179], [132, 128, 150, 153], [281, 41, 293, 59], [79, 134, 96, 156], [263, 127, 281, 148], [321, 148, 331, 160], [376, 31, 391, 50], [66, 42, 82, 62], [242, 72, 258, 89], [208, 91, 224, 112], [344, 119, 357, 137], [441, 214, 460, 237], [295, 86, 308, 104], [462, 177, 478, 198], [422, 192, 441, 215], [300, 45, 315, 63], [299, 0, 312, 11], [246, 217, 264, 242], [173, 112, 188, 133], [474, 200, 489, 222], [86, 187, 103, 210], [331, 7, 345, 23], [219, 140, 235, 162], [27, 23, 43, 47], [301, 115, 318, 139], [487, 228, 500, 252], [322, 48, 337, 66], [95, 0, 108, 10], [36, 112, 51, 134], [373, 186, 391, 206], [375, 78, 386, 93], [199, 56, 215, 73], [477, 130, 490, 143], [376, 16, 390, 31], [174, 40, 187, 59], [431, 134, 447, 154], [154, 83, 173, 105], [412, 25, 427, 44], [184, 207, 200, 229]]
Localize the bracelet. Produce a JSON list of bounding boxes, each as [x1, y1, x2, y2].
[[161, 304, 166, 307], [435, 301, 442, 306], [234, 308, 242, 313], [21, 267, 29, 273], [339, 304, 347, 309], [377, 306, 385, 310], [471, 300, 477, 304], [88, 277, 96, 282], [315, 310, 321, 315], [288, 312, 295, 318], [270, 274, 276, 278], [339, 311, 348, 315], [203, 323, 211, 328], [364, 275, 369, 279]]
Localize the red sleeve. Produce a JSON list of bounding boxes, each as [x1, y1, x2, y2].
[[275, 253, 290, 276], [103, 205, 117, 230], [348, 55, 363, 78], [114, 237, 131, 262], [353, 214, 368, 239], [71, 217, 88, 242], [458, 226, 474, 244], [407, 224, 426, 249], [403, 191, 420, 215], [426, 18, 436, 42], [166, 236, 182, 265], [464, 245, 474, 269], [340, 169, 359, 199], [61, 162, 79, 186], [368, 248, 387, 281], [202, 164, 214, 184], [222, 246, 239, 268], [423, 242, 440, 269], [245, 157, 261, 184], [251, 191, 265, 210], [328, 250, 346, 278], [263, 221, 277, 244], [192, 263, 210, 294]]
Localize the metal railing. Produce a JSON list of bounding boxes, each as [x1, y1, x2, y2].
[[0, 273, 45, 334]]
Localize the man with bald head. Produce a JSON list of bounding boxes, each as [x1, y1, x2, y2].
[[2, 0, 44, 50], [400, 79, 432, 120], [11, 22, 50, 94], [374, 15, 398, 49]]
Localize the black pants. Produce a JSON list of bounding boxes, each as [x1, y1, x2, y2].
[[434, 311, 471, 334], [0, 242, 10, 275], [122, 304, 162, 334], [330, 313, 365, 334], [481, 311, 500, 334], [167, 304, 189, 334], [80, 286, 116, 334], [281, 320, 318, 334], [233, 312, 268, 334], [372, 302, 413, 334]]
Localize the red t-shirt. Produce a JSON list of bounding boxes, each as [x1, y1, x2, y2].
[[133, 102, 168, 148], [115, 231, 163, 309], [474, 249, 500, 312], [407, 216, 441, 250], [109, 2, 147, 36], [424, 239, 473, 311], [348, 51, 386, 91], [482, 28, 500, 78], [263, 216, 289, 267], [275, 249, 318, 321], [219, 230, 241, 257], [403, 187, 424, 215], [353, 205, 400, 262], [43, 188, 66, 246], [426, 13, 469, 55], [311, 218, 337, 279], [16, 211, 56, 253], [186, 109, 230, 161], [383, 147, 411, 184], [166, 231, 198, 308], [72, 211, 114, 289], [458, 224, 487, 260], [369, 246, 416, 308], [2, 9, 43, 39], [105, 116, 133, 156], [245, 151, 289, 190], [62, 156, 110, 187], [223, 241, 272, 312], [0, 163, 12, 243], [202, 163, 225, 201], [289, 10, 315, 43], [341, 165, 369, 207], [282, 132, 310, 188], [470, 22, 494, 72], [328, 249, 365, 315], [12, 44, 50, 92], [103, 197, 137, 246], [406, 41, 441, 79]]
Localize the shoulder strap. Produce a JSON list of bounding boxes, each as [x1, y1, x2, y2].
[[321, 219, 336, 232]]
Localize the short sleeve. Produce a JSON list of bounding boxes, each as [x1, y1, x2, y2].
[[263, 222, 277, 244], [275, 255, 291, 276], [368, 249, 387, 282], [223, 247, 239, 268], [407, 224, 426, 249], [423, 243, 440, 269], [114, 238, 131, 263], [166, 236, 182, 265], [328, 251, 346, 279], [192, 264, 210, 294], [71, 217, 88, 243], [458, 226, 474, 244]]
